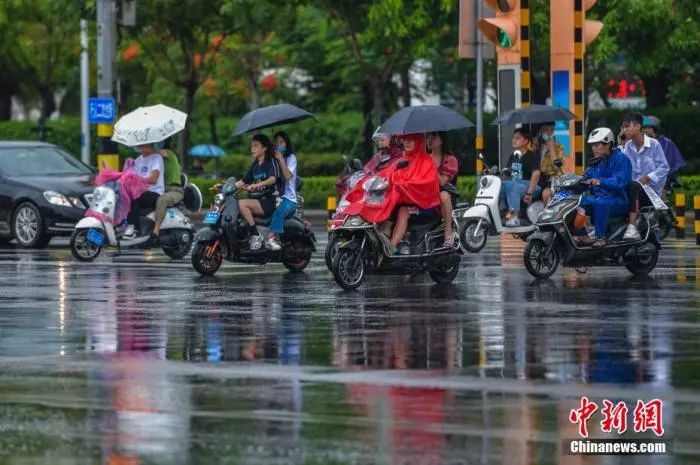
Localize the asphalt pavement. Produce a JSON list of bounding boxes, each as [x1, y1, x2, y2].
[[1, 225, 699, 464]]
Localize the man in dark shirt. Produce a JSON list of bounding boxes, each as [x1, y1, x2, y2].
[[501, 128, 541, 226]]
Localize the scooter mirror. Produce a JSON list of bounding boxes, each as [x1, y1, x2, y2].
[[478, 153, 485, 161], [352, 159, 364, 171], [489, 165, 499, 175]]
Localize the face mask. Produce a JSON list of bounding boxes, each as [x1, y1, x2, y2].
[[541, 133, 550, 142], [153, 141, 164, 150], [133, 146, 142, 155], [276, 146, 287, 155]]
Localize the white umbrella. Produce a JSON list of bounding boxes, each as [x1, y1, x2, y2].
[[111, 104, 187, 147]]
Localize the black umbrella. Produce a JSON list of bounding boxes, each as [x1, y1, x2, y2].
[[232, 103, 315, 136], [377, 105, 475, 135], [491, 104, 576, 126]]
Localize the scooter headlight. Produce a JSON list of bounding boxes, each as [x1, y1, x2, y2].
[[480, 176, 491, 189], [214, 193, 225, 206], [345, 215, 367, 227]]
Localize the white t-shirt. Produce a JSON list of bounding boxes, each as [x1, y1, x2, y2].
[[282, 154, 298, 203], [134, 154, 164, 195]]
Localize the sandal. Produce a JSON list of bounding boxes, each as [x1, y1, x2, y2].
[[574, 236, 594, 246], [442, 236, 455, 248], [592, 237, 608, 248]]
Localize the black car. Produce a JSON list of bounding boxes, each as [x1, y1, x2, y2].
[[0, 142, 96, 248]]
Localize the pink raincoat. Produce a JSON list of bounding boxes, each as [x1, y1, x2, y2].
[[90, 159, 149, 224]]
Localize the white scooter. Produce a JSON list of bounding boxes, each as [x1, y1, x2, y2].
[[70, 174, 202, 261], [458, 154, 544, 253]]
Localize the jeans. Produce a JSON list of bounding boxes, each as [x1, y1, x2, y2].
[[127, 191, 160, 230], [502, 179, 530, 211], [580, 196, 628, 238], [270, 198, 297, 234]]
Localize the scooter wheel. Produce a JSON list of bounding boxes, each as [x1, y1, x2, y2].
[[459, 220, 487, 253], [325, 233, 341, 271], [191, 242, 223, 276], [70, 229, 102, 262], [332, 248, 365, 290], [625, 246, 659, 275], [283, 253, 311, 272], [162, 230, 194, 259], [524, 238, 559, 279], [429, 255, 461, 284]]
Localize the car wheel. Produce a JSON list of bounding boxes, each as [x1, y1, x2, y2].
[[12, 202, 50, 248]]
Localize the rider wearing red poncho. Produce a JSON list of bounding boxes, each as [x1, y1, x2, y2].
[[342, 133, 440, 247]]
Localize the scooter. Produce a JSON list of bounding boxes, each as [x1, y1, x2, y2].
[[190, 177, 316, 276], [657, 180, 680, 240], [458, 154, 544, 253], [70, 174, 202, 261], [523, 173, 661, 279], [330, 163, 467, 290]]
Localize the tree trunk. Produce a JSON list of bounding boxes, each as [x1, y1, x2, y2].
[[372, 81, 385, 130], [643, 73, 670, 108], [400, 64, 411, 107], [0, 89, 11, 120], [38, 86, 56, 141], [209, 113, 219, 145], [180, 85, 196, 170], [248, 73, 260, 110], [362, 80, 374, 160]]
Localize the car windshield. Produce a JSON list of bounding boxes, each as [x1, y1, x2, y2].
[[0, 146, 93, 176]]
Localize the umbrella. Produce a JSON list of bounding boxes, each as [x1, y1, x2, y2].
[[491, 104, 576, 126], [232, 103, 314, 136], [189, 144, 226, 158], [112, 104, 187, 146], [377, 105, 475, 135]]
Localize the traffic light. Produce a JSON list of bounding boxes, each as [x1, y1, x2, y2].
[[551, 0, 603, 174], [478, 0, 530, 167], [478, 0, 522, 66]]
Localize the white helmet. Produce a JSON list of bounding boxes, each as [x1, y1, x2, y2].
[[587, 127, 615, 145]]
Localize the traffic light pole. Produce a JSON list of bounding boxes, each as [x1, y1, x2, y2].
[[475, 0, 484, 173], [96, 0, 119, 169]]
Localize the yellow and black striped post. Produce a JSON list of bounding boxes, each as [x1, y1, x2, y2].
[[520, 0, 531, 107], [675, 193, 686, 239], [96, 123, 119, 169], [572, 0, 585, 175], [694, 194, 700, 245], [326, 196, 337, 230], [475, 136, 484, 173]]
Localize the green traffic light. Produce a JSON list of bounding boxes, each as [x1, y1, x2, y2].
[[497, 29, 512, 48]]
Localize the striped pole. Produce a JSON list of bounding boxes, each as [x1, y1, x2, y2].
[[326, 196, 337, 230], [675, 193, 686, 239], [96, 123, 119, 170], [572, 0, 585, 175], [694, 194, 700, 245], [520, 0, 531, 107], [475, 136, 484, 173]]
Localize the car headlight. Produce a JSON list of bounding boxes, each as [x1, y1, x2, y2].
[[43, 191, 74, 208], [69, 196, 85, 209], [214, 193, 225, 206]]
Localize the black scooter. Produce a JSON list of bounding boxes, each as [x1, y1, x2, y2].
[[191, 177, 316, 276], [523, 173, 661, 279]]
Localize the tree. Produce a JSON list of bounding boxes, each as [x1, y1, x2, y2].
[[122, 0, 235, 166], [588, 0, 700, 107]]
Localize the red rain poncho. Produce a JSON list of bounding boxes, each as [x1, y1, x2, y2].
[[343, 133, 440, 223]]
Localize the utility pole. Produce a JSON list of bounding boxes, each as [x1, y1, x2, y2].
[[80, 19, 90, 165], [96, 0, 119, 169], [475, 0, 485, 174]]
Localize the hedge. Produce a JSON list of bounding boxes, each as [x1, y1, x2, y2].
[[191, 174, 700, 211]]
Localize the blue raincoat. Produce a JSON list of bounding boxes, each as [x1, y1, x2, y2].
[[580, 148, 632, 238]]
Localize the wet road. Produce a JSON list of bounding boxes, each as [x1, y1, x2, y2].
[[1, 229, 700, 465]]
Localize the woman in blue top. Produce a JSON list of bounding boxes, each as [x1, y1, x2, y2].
[[265, 131, 298, 251]]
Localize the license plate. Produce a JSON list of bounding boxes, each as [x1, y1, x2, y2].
[[203, 211, 220, 225], [87, 228, 104, 246]]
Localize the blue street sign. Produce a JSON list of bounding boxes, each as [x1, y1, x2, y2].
[[88, 98, 116, 124]]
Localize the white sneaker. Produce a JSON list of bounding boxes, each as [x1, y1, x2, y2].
[[265, 237, 282, 251], [250, 235, 264, 250], [505, 217, 520, 227], [623, 224, 641, 241], [123, 224, 136, 238]]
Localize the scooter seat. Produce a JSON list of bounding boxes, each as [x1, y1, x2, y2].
[[254, 215, 272, 226], [455, 202, 470, 209]]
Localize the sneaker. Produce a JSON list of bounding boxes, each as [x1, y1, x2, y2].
[[122, 224, 136, 238], [505, 217, 520, 227], [250, 235, 264, 250], [398, 242, 410, 255], [623, 224, 641, 241], [265, 237, 282, 251]]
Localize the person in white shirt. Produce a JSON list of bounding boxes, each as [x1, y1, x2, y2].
[[265, 131, 298, 251], [125, 143, 165, 237], [618, 112, 670, 241]]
